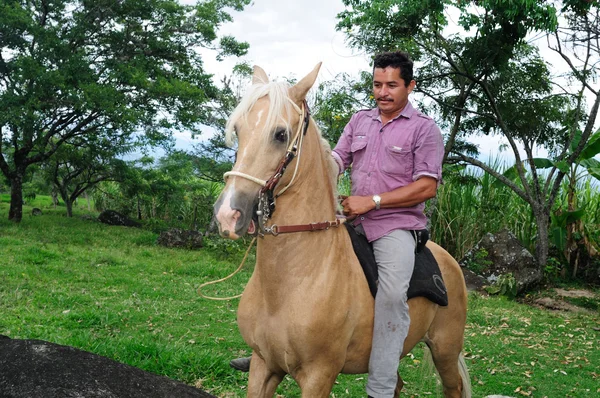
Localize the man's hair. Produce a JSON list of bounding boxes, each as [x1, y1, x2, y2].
[[373, 51, 414, 87]]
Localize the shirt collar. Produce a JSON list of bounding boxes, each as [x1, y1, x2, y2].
[[369, 101, 415, 121]]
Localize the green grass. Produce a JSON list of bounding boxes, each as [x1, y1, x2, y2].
[[1, 199, 599, 397]]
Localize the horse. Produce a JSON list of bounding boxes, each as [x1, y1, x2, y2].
[[213, 63, 471, 398]]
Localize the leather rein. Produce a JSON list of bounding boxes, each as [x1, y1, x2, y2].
[[223, 99, 344, 237]]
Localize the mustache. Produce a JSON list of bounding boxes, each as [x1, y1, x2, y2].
[[377, 97, 393, 101]]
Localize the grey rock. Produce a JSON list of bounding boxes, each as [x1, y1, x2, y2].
[[0, 336, 215, 398], [31, 208, 42, 216], [157, 229, 203, 249], [98, 210, 141, 228], [460, 229, 542, 294]]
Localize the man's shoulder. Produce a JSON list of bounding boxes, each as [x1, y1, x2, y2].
[[414, 109, 434, 121], [353, 108, 377, 119]]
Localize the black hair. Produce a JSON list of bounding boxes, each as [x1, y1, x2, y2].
[[373, 51, 414, 87]]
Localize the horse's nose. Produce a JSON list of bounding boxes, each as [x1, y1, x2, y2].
[[215, 206, 241, 239]]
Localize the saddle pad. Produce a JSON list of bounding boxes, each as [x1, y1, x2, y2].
[[345, 224, 448, 307]]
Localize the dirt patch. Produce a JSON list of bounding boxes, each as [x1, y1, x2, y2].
[[554, 288, 597, 299], [532, 297, 592, 313]]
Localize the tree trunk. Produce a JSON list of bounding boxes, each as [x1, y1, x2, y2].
[[65, 198, 73, 217], [533, 207, 550, 268], [8, 174, 24, 222], [85, 191, 91, 211], [51, 189, 59, 208]]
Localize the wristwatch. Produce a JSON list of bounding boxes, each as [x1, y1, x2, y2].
[[372, 194, 381, 210]]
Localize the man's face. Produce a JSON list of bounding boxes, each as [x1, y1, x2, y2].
[[373, 67, 415, 116]]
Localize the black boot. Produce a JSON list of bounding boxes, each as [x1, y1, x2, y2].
[[229, 356, 251, 372]]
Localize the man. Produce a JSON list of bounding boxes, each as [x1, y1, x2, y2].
[[230, 51, 444, 398], [332, 51, 443, 397]]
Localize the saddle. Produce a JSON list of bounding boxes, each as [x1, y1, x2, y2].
[[345, 224, 448, 306]]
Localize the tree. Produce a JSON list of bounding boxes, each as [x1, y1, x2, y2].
[[312, 71, 373, 146], [336, 0, 600, 268], [41, 135, 129, 217], [0, 0, 250, 222]]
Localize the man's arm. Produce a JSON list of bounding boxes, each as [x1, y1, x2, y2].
[[341, 176, 437, 217]]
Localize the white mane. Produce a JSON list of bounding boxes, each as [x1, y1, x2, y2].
[[225, 80, 295, 147]]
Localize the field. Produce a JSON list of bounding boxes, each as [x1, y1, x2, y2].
[[1, 196, 599, 397]]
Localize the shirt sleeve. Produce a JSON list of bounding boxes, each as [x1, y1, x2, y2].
[[332, 114, 357, 174], [413, 121, 444, 182]]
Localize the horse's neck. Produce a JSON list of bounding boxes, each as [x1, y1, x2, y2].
[[269, 127, 337, 226], [254, 126, 341, 278]]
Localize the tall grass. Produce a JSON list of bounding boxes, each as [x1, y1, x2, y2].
[[430, 166, 536, 259]]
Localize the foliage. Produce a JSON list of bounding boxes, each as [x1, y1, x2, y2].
[[93, 151, 223, 232], [0, 0, 250, 222], [312, 71, 374, 146], [464, 248, 493, 275], [485, 273, 518, 298]]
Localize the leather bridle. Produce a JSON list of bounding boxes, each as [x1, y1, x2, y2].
[[223, 99, 344, 236]]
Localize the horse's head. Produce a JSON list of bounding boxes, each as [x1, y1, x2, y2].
[[214, 63, 322, 239]]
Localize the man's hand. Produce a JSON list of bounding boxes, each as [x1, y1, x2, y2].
[[341, 196, 375, 218]]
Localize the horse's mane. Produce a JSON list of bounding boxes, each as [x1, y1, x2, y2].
[[225, 81, 294, 147], [225, 80, 339, 205]]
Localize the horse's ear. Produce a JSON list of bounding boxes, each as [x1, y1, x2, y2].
[[252, 66, 269, 84], [289, 62, 322, 104]]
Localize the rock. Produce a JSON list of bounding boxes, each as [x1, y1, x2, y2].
[[0, 336, 215, 398], [98, 210, 141, 227], [461, 268, 489, 293], [485, 396, 516, 398], [31, 208, 42, 216], [460, 229, 542, 294], [157, 229, 203, 249]]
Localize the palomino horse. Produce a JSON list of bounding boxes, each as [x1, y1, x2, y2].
[[213, 64, 470, 398]]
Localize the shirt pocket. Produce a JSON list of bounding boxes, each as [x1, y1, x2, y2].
[[381, 145, 413, 177], [350, 138, 368, 170]]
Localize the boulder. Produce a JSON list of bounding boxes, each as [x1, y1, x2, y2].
[[98, 210, 141, 227], [157, 229, 203, 249], [460, 229, 542, 294], [31, 208, 42, 216], [0, 335, 215, 398]]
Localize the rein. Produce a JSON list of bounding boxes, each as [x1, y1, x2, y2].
[[223, 99, 344, 236]]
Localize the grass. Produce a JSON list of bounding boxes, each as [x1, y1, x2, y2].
[[1, 197, 599, 397]]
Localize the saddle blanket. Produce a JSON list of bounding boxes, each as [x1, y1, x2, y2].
[[345, 224, 448, 307]]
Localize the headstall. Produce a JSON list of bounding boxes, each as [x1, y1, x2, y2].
[[223, 99, 344, 237]]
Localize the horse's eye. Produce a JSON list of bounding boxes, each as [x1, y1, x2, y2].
[[274, 128, 287, 143]]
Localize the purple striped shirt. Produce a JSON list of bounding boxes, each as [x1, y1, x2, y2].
[[332, 102, 444, 241]]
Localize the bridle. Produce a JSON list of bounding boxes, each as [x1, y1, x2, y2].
[[223, 99, 344, 237]]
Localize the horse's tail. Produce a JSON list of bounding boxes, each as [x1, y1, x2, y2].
[[458, 352, 472, 398], [421, 349, 472, 398]]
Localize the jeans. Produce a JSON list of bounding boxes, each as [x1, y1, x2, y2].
[[358, 227, 415, 398]]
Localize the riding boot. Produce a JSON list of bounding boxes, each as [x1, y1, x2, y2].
[[229, 356, 251, 372]]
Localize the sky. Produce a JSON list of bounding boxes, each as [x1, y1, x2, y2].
[[173, 0, 549, 164]]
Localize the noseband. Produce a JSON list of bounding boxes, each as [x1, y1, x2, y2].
[[223, 99, 344, 236]]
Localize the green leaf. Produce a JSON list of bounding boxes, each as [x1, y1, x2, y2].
[[492, 164, 519, 189], [550, 226, 567, 253], [532, 158, 555, 169], [579, 129, 600, 160]]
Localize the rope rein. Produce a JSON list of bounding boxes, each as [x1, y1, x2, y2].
[[197, 237, 256, 301]]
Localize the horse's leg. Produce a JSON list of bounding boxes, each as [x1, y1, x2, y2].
[[294, 363, 339, 398], [425, 329, 466, 398], [393, 371, 404, 398], [246, 352, 284, 398]]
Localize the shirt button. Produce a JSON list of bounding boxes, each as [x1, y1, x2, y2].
[[360, 217, 365, 220]]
